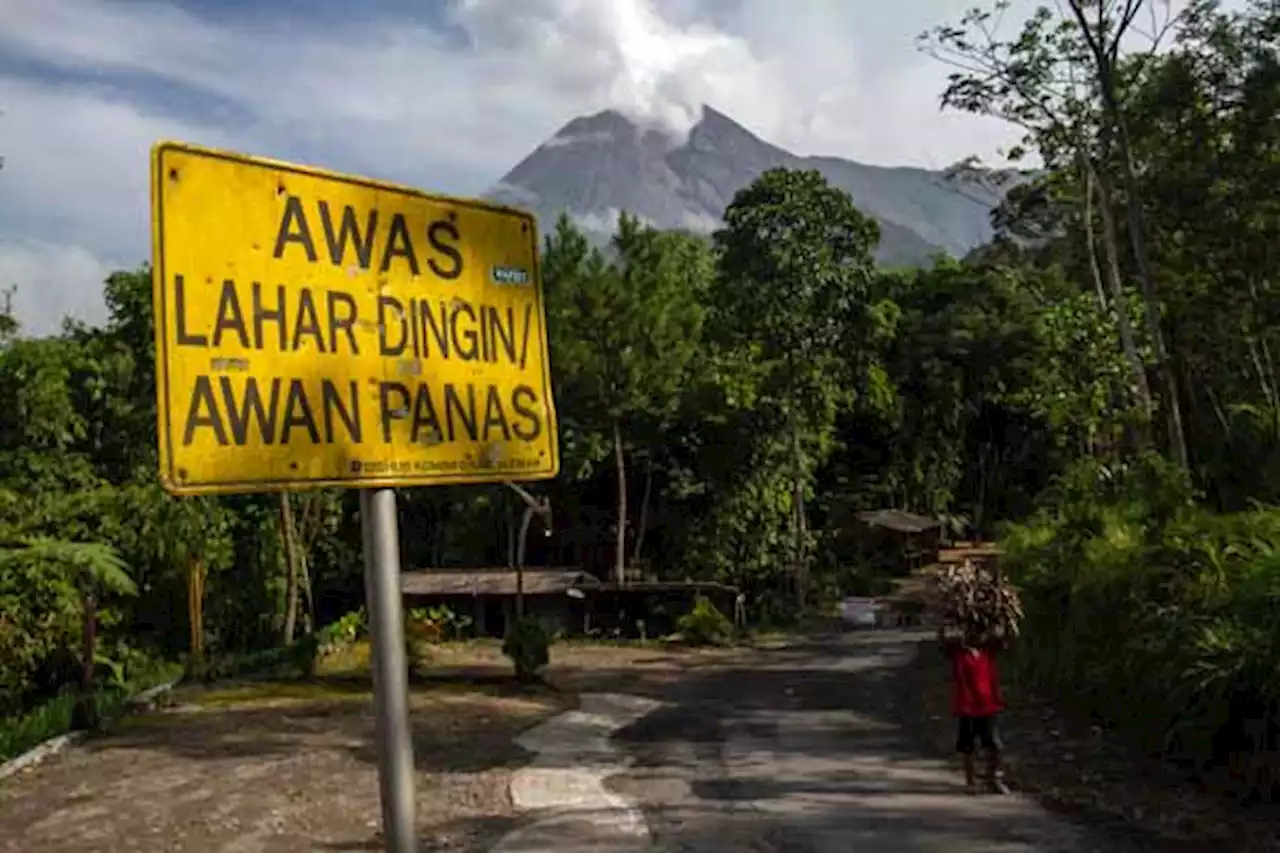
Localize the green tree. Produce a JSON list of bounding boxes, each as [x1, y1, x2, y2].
[[0, 526, 79, 711], [922, 0, 1186, 462], [711, 168, 881, 608], [543, 214, 709, 582], [121, 483, 234, 672], [613, 225, 713, 566], [0, 286, 17, 346], [0, 537, 136, 728], [1123, 0, 1280, 505]]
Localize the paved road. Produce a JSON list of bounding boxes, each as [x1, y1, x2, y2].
[[603, 631, 1105, 853]]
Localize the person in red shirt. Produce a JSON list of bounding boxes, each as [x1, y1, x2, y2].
[[939, 625, 1010, 795]]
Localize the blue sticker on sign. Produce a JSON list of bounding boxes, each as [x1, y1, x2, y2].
[[491, 265, 530, 285]]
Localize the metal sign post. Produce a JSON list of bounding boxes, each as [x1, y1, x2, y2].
[[360, 488, 416, 853]]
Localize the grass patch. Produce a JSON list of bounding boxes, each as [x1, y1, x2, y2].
[[190, 679, 371, 710], [0, 662, 183, 762], [183, 640, 567, 710], [0, 693, 83, 762], [316, 641, 371, 677]]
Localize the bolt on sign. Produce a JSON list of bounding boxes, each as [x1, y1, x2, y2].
[[150, 142, 559, 495]]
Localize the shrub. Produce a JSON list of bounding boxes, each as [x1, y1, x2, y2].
[[288, 633, 321, 677], [99, 642, 174, 691], [0, 550, 80, 713], [326, 608, 367, 647], [677, 596, 734, 646], [315, 608, 367, 659], [405, 605, 475, 652], [1, 691, 78, 760], [999, 461, 1280, 801], [502, 616, 551, 682], [0, 659, 181, 760], [202, 632, 324, 682]]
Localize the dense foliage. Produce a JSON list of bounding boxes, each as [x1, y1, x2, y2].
[[1, 0, 1278, 798], [921, 0, 1280, 799]]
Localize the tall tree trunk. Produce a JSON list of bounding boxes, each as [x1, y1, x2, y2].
[[791, 426, 808, 612], [279, 493, 300, 645], [613, 420, 627, 586], [1117, 134, 1189, 469], [795, 473, 808, 610], [1095, 173, 1155, 427], [506, 495, 517, 569], [298, 552, 314, 635], [81, 592, 97, 697], [632, 453, 654, 567], [1081, 166, 1109, 310], [188, 557, 206, 677], [1247, 337, 1276, 411], [74, 591, 99, 730], [1094, 21, 1189, 467], [516, 505, 533, 618], [295, 494, 321, 635], [1204, 375, 1231, 439], [1067, 0, 1189, 467], [1246, 277, 1280, 406], [1080, 169, 1121, 455]]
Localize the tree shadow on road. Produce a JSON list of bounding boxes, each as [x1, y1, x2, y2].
[[609, 630, 1169, 852], [78, 671, 567, 775], [318, 800, 1104, 853], [314, 813, 520, 852]]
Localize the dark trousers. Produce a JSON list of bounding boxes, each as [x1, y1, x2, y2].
[[955, 714, 1002, 754]]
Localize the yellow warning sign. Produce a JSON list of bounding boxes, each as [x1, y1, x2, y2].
[[150, 141, 559, 495]]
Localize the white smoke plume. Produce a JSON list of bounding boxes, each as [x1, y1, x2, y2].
[[450, 0, 783, 141]]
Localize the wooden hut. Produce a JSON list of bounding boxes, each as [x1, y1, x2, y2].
[[400, 568, 601, 637]]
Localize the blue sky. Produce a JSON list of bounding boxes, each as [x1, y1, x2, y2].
[[0, 0, 1203, 334]]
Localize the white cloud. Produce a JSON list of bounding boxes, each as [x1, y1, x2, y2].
[[677, 209, 721, 233], [1, 0, 1021, 172], [0, 75, 238, 335], [0, 239, 115, 336], [0, 75, 232, 251], [0, 0, 1044, 332], [570, 207, 660, 234], [452, 0, 779, 141]]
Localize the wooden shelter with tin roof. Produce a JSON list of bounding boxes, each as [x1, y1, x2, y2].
[[855, 509, 946, 572], [400, 568, 741, 639], [401, 568, 602, 637], [400, 568, 601, 598]]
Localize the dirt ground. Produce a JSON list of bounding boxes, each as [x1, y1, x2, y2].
[[0, 641, 729, 853], [421, 638, 747, 695], [7, 633, 1275, 851]]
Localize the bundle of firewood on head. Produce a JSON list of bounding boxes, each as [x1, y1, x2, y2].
[[932, 559, 1023, 648]]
